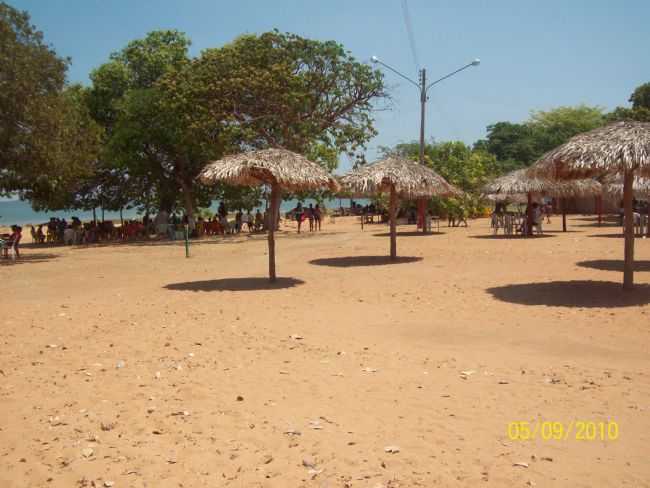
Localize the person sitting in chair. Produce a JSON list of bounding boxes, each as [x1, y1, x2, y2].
[[2, 225, 22, 259]]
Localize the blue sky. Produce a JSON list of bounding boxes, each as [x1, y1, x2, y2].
[[12, 0, 650, 171]]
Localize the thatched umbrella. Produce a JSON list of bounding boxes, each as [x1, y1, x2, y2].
[[199, 148, 339, 282], [528, 121, 650, 289], [552, 179, 603, 232], [483, 170, 602, 232], [340, 156, 459, 259], [483, 169, 554, 235]]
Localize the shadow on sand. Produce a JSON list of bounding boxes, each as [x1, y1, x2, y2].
[[470, 234, 554, 240], [0, 253, 59, 266], [164, 277, 304, 292], [587, 233, 649, 239], [577, 260, 650, 273], [487, 280, 650, 308], [372, 231, 444, 237], [309, 255, 423, 268]]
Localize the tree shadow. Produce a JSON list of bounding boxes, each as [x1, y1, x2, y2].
[[543, 230, 582, 234], [487, 280, 650, 308], [164, 277, 304, 292], [372, 232, 444, 237], [0, 253, 59, 266], [577, 260, 650, 272], [470, 234, 555, 240], [309, 255, 423, 267]]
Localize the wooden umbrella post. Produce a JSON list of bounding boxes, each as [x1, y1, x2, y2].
[[526, 192, 533, 236], [623, 170, 635, 290], [561, 198, 567, 232], [268, 183, 280, 282], [389, 185, 397, 260]]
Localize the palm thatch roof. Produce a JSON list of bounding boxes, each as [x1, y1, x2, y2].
[[602, 174, 650, 199], [484, 193, 528, 204], [552, 178, 602, 198], [482, 169, 601, 198], [339, 156, 459, 198], [529, 121, 650, 179], [482, 169, 549, 195], [199, 148, 339, 192]]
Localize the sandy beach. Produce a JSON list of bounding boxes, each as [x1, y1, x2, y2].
[[1, 215, 649, 487]]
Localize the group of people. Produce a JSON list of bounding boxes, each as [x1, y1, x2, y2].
[[292, 203, 323, 233], [198, 207, 267, 236]]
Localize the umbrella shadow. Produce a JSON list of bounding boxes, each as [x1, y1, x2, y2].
[[577, 260, 650, 272], [164, 277, 304, 292], [487, 280, 650, 308], [309, 255, 423, 267], [0, 253, 59, 266], [372, 231, 444, 237], [587, 233, 649, 239], [470, 234, 555, 240]]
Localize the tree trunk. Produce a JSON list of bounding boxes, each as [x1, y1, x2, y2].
[[180, 180, 194, 221], [417, 198, 425, 233], [92, 208, 97, 225], [526, 192, 533, 236], [623, 170, 635, 290], [268, 183, 281, 282], [101, 207, 105, 222], [120, 207, 124, 227], [389, 185, 397, 260], [561, 198, 567, 232]]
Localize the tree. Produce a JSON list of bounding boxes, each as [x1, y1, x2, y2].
[[528, 105, 605, 151], [476, 105, 605, 170], [473, 122, 537, 172], [181, 30, 387, 163], [0, 2, 86, 195], [605, 82, 650, 123], [629, 82, 650, 110], [18, 85, 103, 210], [87, 30, 220, 218]]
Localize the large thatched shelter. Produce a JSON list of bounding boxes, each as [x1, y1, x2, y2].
[[340, 156, 458, 259], [528, 121, 650, 289], [199, 148, 339, 282], [482, 169, 602, 232]]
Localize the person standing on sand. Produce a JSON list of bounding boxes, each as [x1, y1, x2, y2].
[[307, 203, 315, 232], [295, 202, 304, 233], [254, 210, 263, 231], [314, 204, 322, 231]]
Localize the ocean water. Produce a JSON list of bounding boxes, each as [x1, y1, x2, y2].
[[0, 197, 368, 227]]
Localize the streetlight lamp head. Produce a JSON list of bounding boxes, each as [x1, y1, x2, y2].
[[370, 55, 379, 63], [471, 58, 481, 66]]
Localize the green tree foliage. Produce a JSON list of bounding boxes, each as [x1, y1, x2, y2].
[[475, 105, 605, 171], [181, 30, 387, 159], [605, 82, 650, 123], [629, 82, 650, 110], [87, 30, 222, 217], [19, 85, 103, 210], [0, 2, 100, 198]]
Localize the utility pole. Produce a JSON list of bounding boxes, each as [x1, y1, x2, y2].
[[372, 57, 480, 232]]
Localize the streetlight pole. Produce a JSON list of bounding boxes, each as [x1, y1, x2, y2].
[[371, 57, 480, 232]]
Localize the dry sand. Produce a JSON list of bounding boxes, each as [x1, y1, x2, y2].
[[1, 215, 649, 487]]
